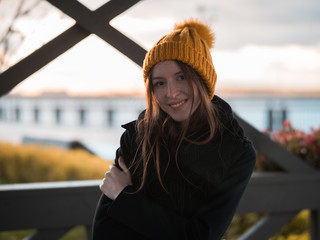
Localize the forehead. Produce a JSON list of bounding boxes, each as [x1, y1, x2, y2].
[[152, 60, 182, 77]]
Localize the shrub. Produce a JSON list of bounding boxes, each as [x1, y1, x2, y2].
[[255, 121, 320, 172], [269, 210, 310, 240], [224, 210, 310, 240], [0, 142, 113, 183], [223, 213, 266, 239]]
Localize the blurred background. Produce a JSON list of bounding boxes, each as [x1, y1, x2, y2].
[[0, 0, 319, 159], [1, 1, 320, 239]]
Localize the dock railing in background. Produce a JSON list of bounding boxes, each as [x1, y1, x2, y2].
[[0, 115, 319, 239], [0, 180, 101, 239]]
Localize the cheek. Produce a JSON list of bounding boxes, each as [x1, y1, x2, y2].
[[192, 88, 201, 106], [153, 89, 164, 102], [183, 81, 195, 95]]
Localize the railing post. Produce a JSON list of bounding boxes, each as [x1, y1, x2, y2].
[[238, 212, 298, 240], [85, 225, 92, 240], [310, 210, 320, 240]]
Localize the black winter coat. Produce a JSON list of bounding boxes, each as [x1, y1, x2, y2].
[[93, 96, 256, 240]]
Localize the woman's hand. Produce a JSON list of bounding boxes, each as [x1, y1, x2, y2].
[[100, 156, 132, 200]]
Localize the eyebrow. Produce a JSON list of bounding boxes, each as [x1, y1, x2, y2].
[[151, 76, 164, 81], [152, 71, 183, 81]]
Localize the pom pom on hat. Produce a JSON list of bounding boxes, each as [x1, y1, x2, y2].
[[143, 19, 217, 99], [174, 19, 215, 49]]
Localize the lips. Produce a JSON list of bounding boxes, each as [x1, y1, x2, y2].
[[169, 100, 187, 109]]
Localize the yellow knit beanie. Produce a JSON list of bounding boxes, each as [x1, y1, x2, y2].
[[143, 19, 217, 99]]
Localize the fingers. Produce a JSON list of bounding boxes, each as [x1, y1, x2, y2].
[[104, 163, 115, 177], [109, 164, 115, 171], [99, 157, 132, 200], [104, 159, 126, 179], [107, 164, 120, 176]]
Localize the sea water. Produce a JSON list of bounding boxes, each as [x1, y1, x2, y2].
[[226, 97, 320, 132]]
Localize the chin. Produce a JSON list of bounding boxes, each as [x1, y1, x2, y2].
[[170, 115, 188, 122]]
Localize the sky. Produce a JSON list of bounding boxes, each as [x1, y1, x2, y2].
[[1, 0, 320, 96]]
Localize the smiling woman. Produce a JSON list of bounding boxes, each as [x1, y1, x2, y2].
[[93, 19, 256, 240]]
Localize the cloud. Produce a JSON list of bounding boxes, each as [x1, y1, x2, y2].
[[214, 44, 320, 91], [114, 0, 320, 49]]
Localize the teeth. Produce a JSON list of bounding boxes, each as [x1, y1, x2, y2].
[[171, 100, 185, 108]]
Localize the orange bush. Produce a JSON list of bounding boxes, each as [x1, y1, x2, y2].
[[0, 142, 113, 183]]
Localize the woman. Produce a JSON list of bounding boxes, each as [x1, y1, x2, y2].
[[93, 19, 256, 240]]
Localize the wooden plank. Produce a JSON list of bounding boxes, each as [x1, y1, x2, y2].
[[238, 212, 298, 240], [94, 0, 147, 66], [235, 114, 317, 173], [95, 0, 141, 20], [0, 180, 101, 231], [0, 174, 319, 231], [0, 24, 89, 97], [237, 173, 320, 214], [47, 0, 147, 67], [310, 210, 320, 240]]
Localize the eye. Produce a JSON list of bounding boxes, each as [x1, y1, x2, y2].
[[153, 81, 164, 87], [177, 74, 185, 81]]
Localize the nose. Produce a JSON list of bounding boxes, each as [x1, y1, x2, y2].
[[166, 81, 179, 98]]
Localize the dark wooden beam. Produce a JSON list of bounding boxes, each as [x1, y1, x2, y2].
[[235, 114, 317, 173], [238, 212, 298, 240], [1, 174, 320, 231], [47, 0, 147, 66], [0, 180, 101, 231], [0, 25, 89, 97], [0, 0, 146, 97], [310, 210, 320, 240], [237, 173, 320, 214]]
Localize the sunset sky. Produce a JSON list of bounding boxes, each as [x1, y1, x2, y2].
[[1, 0, 320, 96]]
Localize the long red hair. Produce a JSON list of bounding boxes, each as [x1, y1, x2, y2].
[[131, 61, 220, 191]]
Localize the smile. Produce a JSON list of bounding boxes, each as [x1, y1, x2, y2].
[[169, 100, 186, 108]]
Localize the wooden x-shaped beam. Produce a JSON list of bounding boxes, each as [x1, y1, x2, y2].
[[0, 0, 147, 96]]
